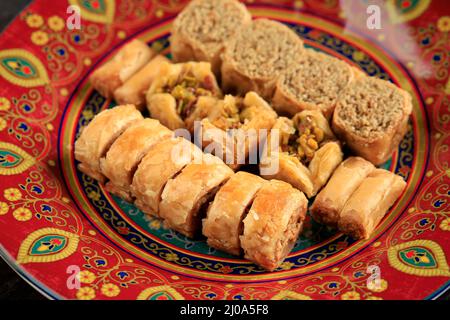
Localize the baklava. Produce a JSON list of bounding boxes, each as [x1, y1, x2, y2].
[[100, 118, 172, 201], [332, 76, 413, 165], [74, 105, 143, 183], [240, 179, 308, 271], [90, 39, 155, 99], [171, 0, 252, 77]]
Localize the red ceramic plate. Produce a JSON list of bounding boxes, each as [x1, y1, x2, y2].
[[0, 0, 449, 300]]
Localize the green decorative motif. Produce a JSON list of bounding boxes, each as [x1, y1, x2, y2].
[[30, 235, 68, 255], [1, 57, 37, 78], [0, 150, 23, 168], [81, 0, 106, 14], [399, 247, 437, 268], [0, 142, 35, 175], [0, 49, 49, 87], [17, 228, 80, 264], [137, 286, 184, 300]]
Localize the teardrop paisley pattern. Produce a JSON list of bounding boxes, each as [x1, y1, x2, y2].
[[271, 291, 312, 300], [137, 285, 184, 300], [68, 0, 115, 24], [0, 142, 35, 175], [387, 240, 450, 277], [17, 227, 79, 264], [0, 49, 49, 87], [386, 0, 431, 24]]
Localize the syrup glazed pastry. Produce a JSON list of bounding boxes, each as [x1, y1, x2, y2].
[[202, 172, 267, 255], [332, 76, 413, 165], [90, 39, 155, 99], [310, 157, 375, 227], [74, 104, 143, 184], [221, 19, 305, 100], [130, 137, 204, 217], [272, 49, 356, 119], [198, 92, 277, 170], [338, 169, 406, 239], [114, 55, 170, 110], [171, 0, 252, 77], [159, 154, 234, 238], [100, 118, 173, 202], [240, 179, 308, 271], [260, 110, 343, 197], [146, 61, 222, 130]]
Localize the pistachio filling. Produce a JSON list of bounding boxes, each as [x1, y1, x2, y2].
[[159, 71, 215, 120], [211, 97, 249, 131], [281, 114, 325, 165]]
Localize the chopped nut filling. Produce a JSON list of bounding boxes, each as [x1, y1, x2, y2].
[[158, 71, 215, 119], [280, 114, 326, 165]]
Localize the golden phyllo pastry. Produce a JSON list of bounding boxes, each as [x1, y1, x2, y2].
[[198, 92, 277, 170], [114, 55, 170, 110], [338, 169, 406, 239], [100, 119, 172, 201], [202, 172, 266, 255], [159, 154, 234, 238], [221, 19, 305, 100], [146, 61, 222, 130], [131, 137, 204, 217], [332, 76, 413, 165], [310, 157, 375, 227], [260, 110, 342, 197], [240, 180, 308, 271], [74, 104, 143, 183], [171, 0, 252, 77], [90, 39, 155, 99]]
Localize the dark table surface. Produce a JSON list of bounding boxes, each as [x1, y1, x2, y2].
[[0, 0, 448, 301]]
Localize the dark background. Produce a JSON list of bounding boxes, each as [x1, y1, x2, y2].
[[0, 0, 448, 301]]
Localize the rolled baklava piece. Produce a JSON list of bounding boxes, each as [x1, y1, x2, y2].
[[308, 141, 343, 196], [338, 169, 406, 239], [74, 105, 143, 183], [202, 172, 266, 255], [310, 157, 375, 227], [131, 137, 204, 216], [171, 0, 252, 77], [90, 39, 155, 99], [159, 154, 234, 238], [100, 119, 172, 201], [198, 92, 277, 169], [221, 19, 305, 100], [146, 62, 222, 130], [114, 55, 170, 110], [332, 76, 413, 165], [240, 180, 308, 271], [272, 49, 355, 119], [260, 110, 341, 197]]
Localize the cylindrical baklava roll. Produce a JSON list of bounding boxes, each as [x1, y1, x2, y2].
[[171, 0, 252, 77], [202, 172, 266, 255], [332, 76, 413, 165], [221, 19, 305, 100], [100, 119, 172, 201], [308, 141, 344, 196], [114, 55, 170, 110], [338, 169, 406, 239], [131, 137, 203, 217], [74, 105, 143, 183], [272, 49, 355, 119], [310, 157, 375, 227], [240, 180, 308, 271], [89, 39, 155, 99], [159, 154, 234, 238]]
